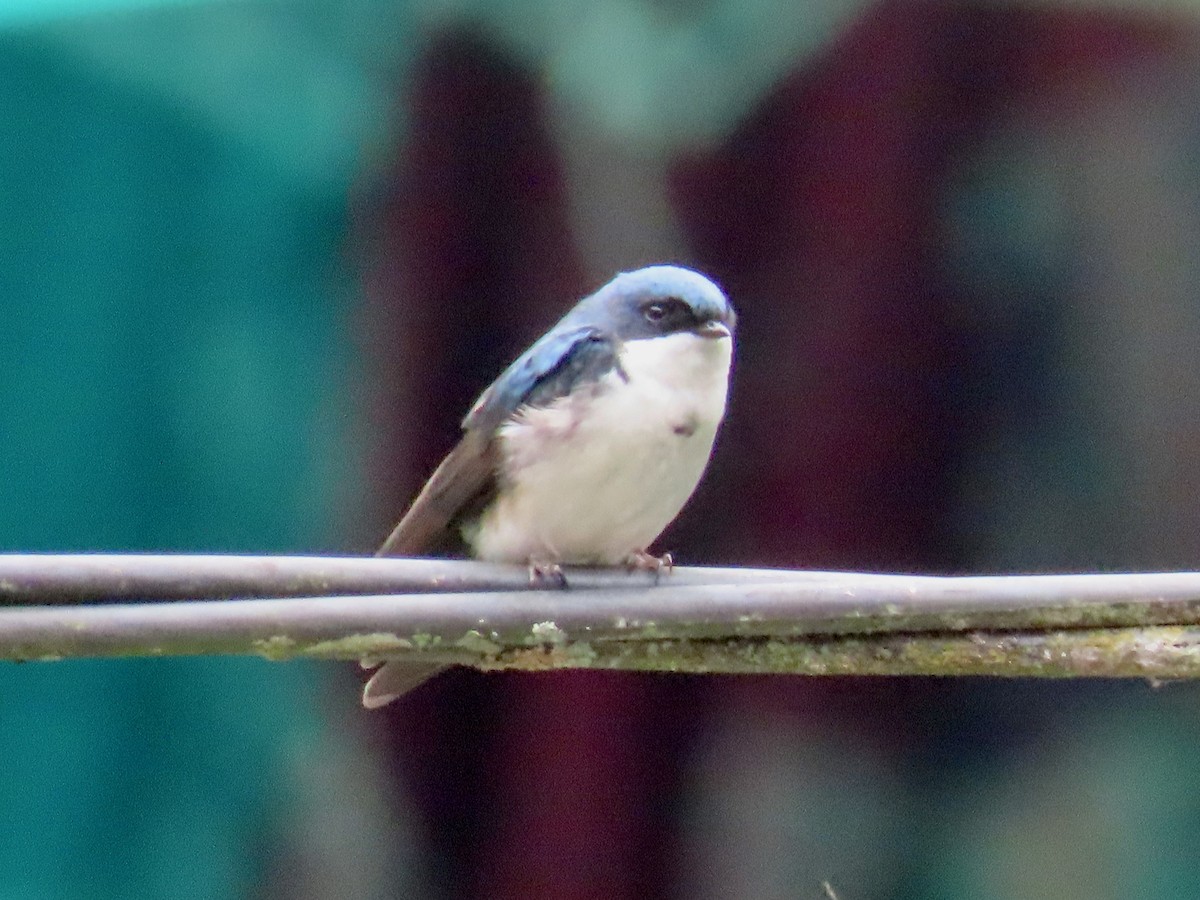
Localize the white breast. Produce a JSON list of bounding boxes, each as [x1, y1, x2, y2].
[[466, 331, 732, 565]]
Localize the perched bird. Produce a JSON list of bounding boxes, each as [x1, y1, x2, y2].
[[364, 264, 736, 707]]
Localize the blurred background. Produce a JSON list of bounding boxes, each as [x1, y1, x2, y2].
[[4, 0, 1200, 897]]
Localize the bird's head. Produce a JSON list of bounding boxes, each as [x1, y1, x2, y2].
[[570, 265, 736, 343]]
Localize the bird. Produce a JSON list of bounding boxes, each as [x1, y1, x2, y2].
[[363, 264, 736, 708]]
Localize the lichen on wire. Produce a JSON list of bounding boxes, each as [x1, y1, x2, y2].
[[1, 554, 1200, 679]]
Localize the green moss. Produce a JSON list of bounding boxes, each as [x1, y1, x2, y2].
[[529, 621, 567, 645], [410, 632, 442, 650], [454, 629, 503, 656], [564, 641, 598, 665], [252, 635, 297, 661], [477, 625, 1200, 679], [304, 632, 413, 659]]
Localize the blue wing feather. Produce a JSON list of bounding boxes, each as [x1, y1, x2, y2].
[[464, 326, 618, 432]]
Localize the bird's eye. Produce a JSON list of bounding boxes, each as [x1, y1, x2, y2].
[[644, 303, 667, 323]]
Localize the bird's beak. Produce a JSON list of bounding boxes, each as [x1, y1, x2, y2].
[[694, 320, 731, 340]]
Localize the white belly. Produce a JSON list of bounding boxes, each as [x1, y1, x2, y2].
[[466, 331, 732, 565]]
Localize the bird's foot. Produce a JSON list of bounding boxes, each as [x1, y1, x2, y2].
[[528, 558, 568, 589], [625, 550, 673, 582]]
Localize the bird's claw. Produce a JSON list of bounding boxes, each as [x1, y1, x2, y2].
[[625, 550, 673, 582], [528, 558, 568, 588]]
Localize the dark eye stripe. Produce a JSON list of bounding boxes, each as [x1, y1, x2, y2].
[[642, 297, 692, 323]]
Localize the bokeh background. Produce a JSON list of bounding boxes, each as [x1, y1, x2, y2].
[[4, 0, 1200, 897]]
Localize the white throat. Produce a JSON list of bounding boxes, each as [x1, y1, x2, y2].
[[621, 331, 733, 396]]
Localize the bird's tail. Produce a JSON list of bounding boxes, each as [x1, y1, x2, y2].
[[360, 660, 446, 708]]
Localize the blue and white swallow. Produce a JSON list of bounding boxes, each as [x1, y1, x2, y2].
[[364, 265, 736, 707]]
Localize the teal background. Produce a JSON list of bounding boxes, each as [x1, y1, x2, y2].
[[0, 7, 372, 896]]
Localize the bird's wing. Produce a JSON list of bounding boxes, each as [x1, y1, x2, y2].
[[375, 428, 497, 556], [464, 325, 621, 431], [377, 325, 621, 558]]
